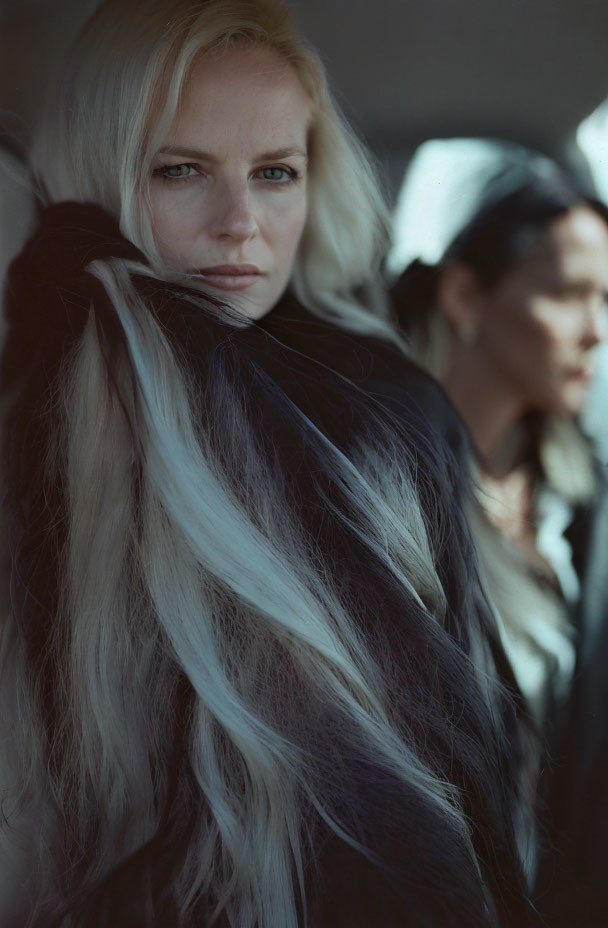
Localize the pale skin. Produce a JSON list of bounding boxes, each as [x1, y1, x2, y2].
[[149, 44, 312, 320], [438, 206, 608, 549]]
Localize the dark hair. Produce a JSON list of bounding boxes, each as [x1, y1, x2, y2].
[[393, 160, 608, 329]]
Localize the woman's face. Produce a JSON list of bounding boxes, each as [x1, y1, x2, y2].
[[149, 44, 311, 319], [477, 206, 608, 416]]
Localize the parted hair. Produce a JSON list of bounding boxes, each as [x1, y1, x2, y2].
[[1, 2, 532, 926]]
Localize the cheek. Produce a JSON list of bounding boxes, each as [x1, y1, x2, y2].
[[481, 296, 564, 396], [149, 191, 203, 265], [529, 303, 581, 354], [482, 297, 532, 359], [494, 300, 585, 409], [481, 285, 593, 412], [267, 196, 308, 263], [485, 293, 563, 360]]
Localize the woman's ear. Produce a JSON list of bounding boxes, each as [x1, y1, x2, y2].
[[436, 262, 485, 346]]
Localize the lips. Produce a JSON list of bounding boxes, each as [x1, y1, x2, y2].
[[568, 364, 593, 381], [192, 264, 263, 291]]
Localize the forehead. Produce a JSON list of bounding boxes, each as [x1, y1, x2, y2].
[[513, 206, 608, 288], [168, 44, 312, 150]]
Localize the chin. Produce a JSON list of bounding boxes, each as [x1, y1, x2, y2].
[[242, 302, 275, 320], [547, 391, 587, 419], [223, 288, 280, 321]]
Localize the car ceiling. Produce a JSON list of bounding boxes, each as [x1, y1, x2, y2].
[[293, 0, 608, 194], [2, 0, 608, 198], [296, 0, 608, 145]]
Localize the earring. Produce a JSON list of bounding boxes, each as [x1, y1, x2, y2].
[[458, 321, 479, 347]]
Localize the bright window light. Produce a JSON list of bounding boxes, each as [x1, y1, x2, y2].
[[387, 138, 516, 275], [577, 98, 608, 203], [387, 137, 556, 277]]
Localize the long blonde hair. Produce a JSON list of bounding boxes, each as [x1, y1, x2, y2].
[[1, 2, 529, 925]]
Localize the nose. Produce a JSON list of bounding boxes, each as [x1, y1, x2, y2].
[[208, 179, 258, 243], [581, 299, 608, 350]]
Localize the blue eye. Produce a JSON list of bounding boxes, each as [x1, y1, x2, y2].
[[153, 163, 199, 180], [259, 166, 294, 183]]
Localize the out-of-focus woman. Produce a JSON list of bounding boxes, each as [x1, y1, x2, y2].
[[393, 148, 608, 926]]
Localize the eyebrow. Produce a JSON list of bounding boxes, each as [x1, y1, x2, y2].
[[157, 145, 308, 162]]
